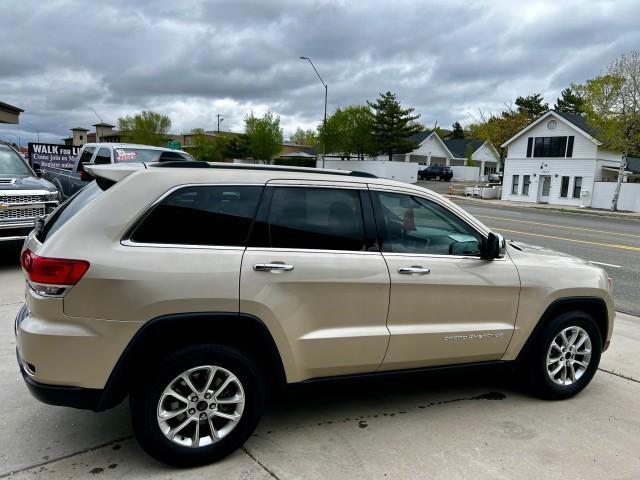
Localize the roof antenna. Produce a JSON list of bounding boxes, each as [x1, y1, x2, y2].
[[89, 106, 103, 123]]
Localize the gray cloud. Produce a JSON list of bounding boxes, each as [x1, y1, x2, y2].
[[1, 0, 639, 145]]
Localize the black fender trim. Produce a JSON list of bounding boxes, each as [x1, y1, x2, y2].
[[97, 312, 286, 411], [516, 296, 609, 362]]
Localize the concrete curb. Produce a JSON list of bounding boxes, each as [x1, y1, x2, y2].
[[446, 194, 640, 220]]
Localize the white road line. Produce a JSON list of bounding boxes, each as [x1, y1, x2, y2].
[[590, 261, 622, 268]]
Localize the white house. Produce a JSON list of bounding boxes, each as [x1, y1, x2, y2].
[[501, 110, 639, 209], [380, 131, 501, 178]]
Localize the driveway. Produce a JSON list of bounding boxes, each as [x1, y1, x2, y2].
[[1, 244, 639, 479]]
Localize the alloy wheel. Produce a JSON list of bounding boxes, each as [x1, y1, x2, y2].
[[545, 326, 592, 386], [157, 365, 245, 448]]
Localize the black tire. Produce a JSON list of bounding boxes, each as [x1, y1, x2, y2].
[[130, 345, 264, 467], [523, 311, 602, 400]]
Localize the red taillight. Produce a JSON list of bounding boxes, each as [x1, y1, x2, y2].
[[21, 249, 89, 286]]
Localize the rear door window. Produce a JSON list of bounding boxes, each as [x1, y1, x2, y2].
[[130, 186, 263, 246], [114, 148, 160, 163], [265, 187, 366, 251]]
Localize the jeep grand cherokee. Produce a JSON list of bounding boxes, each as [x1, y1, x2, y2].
[[15, 162, 614, 466]]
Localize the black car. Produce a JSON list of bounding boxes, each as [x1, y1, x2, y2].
[[418, 165, 453, 181]]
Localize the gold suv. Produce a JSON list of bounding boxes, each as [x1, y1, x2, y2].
[[15, 162, 614, 466]]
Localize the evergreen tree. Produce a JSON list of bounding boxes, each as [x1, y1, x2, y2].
[[515, 93, 549, 119], [367, 91, 422, 161], [451, 121, 465, 139], [554, 86, 586, 115]]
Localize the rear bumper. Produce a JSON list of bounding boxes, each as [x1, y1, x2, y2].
[[18, 349, 103, 410]]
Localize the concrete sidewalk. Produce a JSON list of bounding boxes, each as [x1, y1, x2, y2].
[[446, 192, 640, 219]]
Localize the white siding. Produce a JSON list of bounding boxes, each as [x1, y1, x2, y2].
[[501, 158, 597, 206], [414, 134, 452, 160], [472, 142, 499, 164], [507, 116, 597, 159]]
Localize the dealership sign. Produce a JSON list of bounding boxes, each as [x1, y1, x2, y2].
[[28, 143, 79, 170]]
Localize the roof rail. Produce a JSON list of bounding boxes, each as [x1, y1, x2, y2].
[[150, 161, 378, 178]]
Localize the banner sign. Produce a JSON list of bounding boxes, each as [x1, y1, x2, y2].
[[27, 143, 79, 170]]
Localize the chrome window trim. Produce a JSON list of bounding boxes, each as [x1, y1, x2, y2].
[[121, 239, 245, 251], [245, 246, 381, 256], [121, 182, 266, 249], [266, 179, 366, 190], [381, 252, 506, 262]]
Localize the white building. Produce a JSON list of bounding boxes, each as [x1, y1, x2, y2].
[[501, 110, 639, 209], [378, 131, 501, 179]]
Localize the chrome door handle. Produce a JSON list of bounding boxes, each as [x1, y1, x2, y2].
[[253, 263, 295, 272], [398, 266, 430, 275]]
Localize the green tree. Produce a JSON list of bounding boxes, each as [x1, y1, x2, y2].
[[515, 93, 549, 119], [451, 121, 465, 139], [554, 86, 585, 115], [318, 104, 376, 160], [290, 127, 317, 146], [368, 91, 423, 161], [465, 143, 475, 166], [577, 50, 640, 210], [189, 128, 226, 162], [468, 107, 530, 162], [224, 134, 251, 160], [244, 111, 283, 164], [117, 110, 171, 146]]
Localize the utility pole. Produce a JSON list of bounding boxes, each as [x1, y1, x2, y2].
[[217, 114, 224, 133], [300, 56, 328, 168]]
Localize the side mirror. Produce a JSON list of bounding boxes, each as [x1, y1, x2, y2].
[[32, 163, 42, 177], [484, 232, 506, 259]]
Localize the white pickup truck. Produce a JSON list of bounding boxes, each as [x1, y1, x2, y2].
[[42, 143, 193, 199]]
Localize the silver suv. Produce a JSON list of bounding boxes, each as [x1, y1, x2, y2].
[[15, 162, 614, 466]]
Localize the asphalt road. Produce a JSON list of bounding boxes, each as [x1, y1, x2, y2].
[[450, 198, 640, 316]]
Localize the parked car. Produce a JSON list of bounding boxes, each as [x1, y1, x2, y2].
[[418, 165, 453, 181], [16, 162, 614, 466], [488, 172, 503, 184], [42, 143, 193, 199], [0, 144, 59, 242]]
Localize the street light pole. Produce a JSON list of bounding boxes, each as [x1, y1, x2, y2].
[[216, 114, 224, 133], [300, 56, 327, 168]]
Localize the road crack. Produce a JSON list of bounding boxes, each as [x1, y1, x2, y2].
[[0, 435, 133, 478], [599, 368, 639, 384], [242, 447, 280, 479]]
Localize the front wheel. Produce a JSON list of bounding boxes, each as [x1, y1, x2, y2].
[[130, 345, 264, 467], [523, 311, 602, 400]]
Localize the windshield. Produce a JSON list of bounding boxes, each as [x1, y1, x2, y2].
[[0, 148, 32, 177]]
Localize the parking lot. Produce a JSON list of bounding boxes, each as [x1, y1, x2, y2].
[[1, 243, 639, 479]]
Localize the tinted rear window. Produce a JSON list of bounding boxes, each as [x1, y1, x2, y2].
[[130, 185, 262, 246], [266, 187, 366, 251], [113, 148, 192, 163], [36, 182, 103, 242]]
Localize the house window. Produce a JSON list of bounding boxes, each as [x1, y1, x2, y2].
[[567, 136, 574, 157], [560, 176, 570, 197], [526, 138, 533, 157], [522, 175, 531, 195], [573, 177, 583, 198], [533, 136, 567, 157], [80, 135, 83, 140], [511, 175, 520, 194]]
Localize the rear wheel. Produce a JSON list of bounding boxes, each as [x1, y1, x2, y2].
[[524, 311, 601, 400], [130, 345, 264, 467]]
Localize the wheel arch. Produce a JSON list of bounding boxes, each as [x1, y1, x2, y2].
[[516, 296, 609, 362], [97, 312, 287, 411]]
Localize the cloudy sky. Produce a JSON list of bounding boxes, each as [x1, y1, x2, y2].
[[1, 0, 639, 145]]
